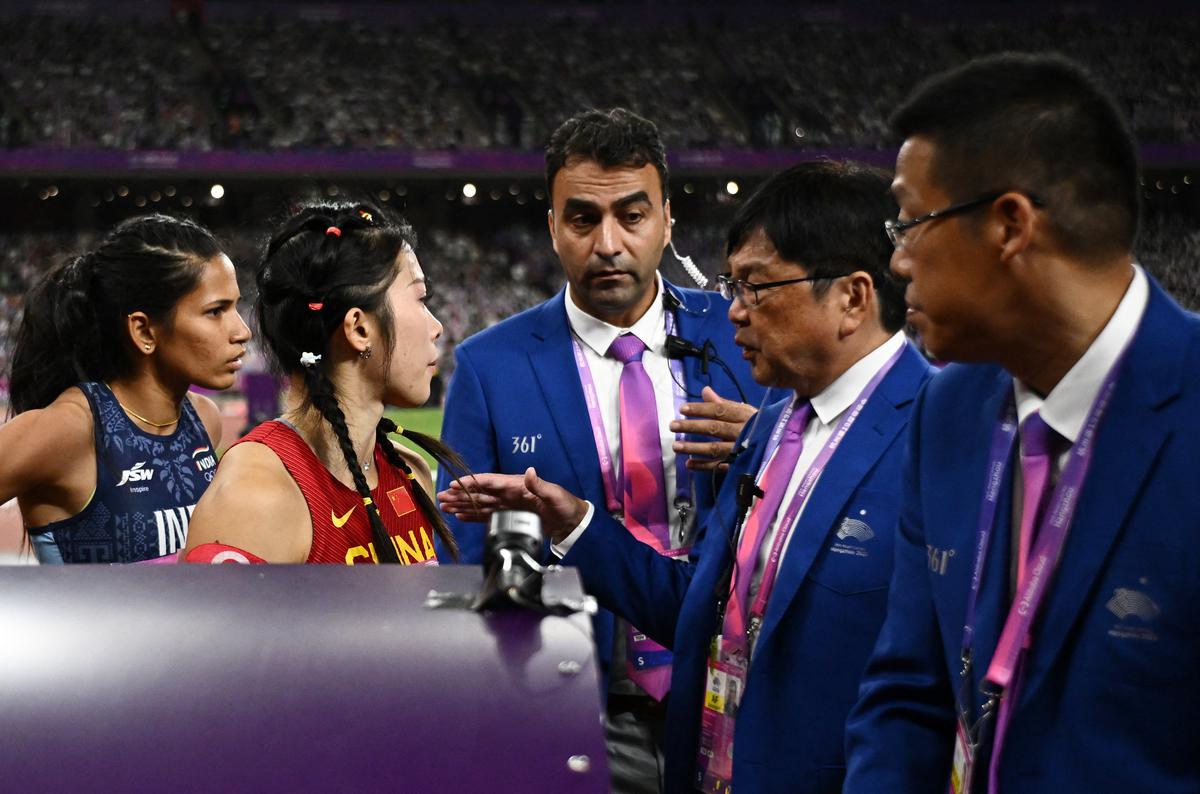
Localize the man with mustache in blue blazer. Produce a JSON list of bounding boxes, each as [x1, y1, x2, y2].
[[436, 108, 764, 793], [844, 53, 1200, 794], [442, 160, 933, 793]]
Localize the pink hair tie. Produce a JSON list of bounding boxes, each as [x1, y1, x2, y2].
[[307, 302, 324, 311], [325, 226, 342, 237]]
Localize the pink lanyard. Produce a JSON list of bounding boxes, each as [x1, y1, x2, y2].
[[571, 310, 690, 543], [727, 344, 904, 647], [958, 350, 1127, 790]]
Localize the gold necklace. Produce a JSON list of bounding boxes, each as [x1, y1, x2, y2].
[[115, 398, 180, 428]]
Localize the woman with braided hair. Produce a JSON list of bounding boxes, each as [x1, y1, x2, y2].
[[184, 202, 461, 564], [0, 213, 250, 563]]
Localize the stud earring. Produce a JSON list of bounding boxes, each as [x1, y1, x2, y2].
[[359, 345, 373, 360], [143, 344, 152, 352]]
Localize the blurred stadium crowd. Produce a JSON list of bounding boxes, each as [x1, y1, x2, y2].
[[0, 7, 1194, 152], [1, 208, 1198, 393], [0, 2, 1196, 408]]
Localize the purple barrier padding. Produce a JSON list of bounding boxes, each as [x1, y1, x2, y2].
[[0, 565, 608, 793], [132, 552, 182, 564]]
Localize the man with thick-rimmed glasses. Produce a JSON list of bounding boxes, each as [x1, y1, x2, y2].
[[846, 53, 1200, 794]]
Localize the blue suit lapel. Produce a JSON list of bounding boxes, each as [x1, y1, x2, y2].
[[1019, 285, 1184, 702], [696, 401, 783, 574], [528, 292, 602, 504], [669, 281, 745, 399], [670, 282, 712, 400], [928, 365, 1014, 694], [753, 345, 928, 655]]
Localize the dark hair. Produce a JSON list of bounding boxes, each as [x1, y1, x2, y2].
[[725, 160, 907, 333], [9, 213, 222, 415], [545, 107, 669, 203], [890, 52, 1140, 261], [255, 201, 461, 562]]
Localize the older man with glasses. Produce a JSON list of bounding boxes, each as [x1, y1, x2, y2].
[[442, 160, 933, 794]]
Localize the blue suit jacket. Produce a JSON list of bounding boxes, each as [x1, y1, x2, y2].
[[845, 280, 1200, 793], [565, 342, 932, 793], [436, 280, 764, 681]]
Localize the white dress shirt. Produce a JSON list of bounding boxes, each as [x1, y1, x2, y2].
[[1013, 264, 1148, 457], [745, 331, 907, 596], [562, 274, 684, 544], [1007, 264, 1148, 584], [556, 330, 907, 578]]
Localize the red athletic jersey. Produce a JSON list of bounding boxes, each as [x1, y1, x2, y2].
[[237, 420, 439, 565]]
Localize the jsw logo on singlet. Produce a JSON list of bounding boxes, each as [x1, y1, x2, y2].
[[154, 504, 196, 556], [117, 461, 155, 488]]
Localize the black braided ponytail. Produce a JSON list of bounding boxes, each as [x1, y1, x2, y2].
[[376, 417, 463, 560], [304, 363, 402, 563], [256, 201, 463, 563]]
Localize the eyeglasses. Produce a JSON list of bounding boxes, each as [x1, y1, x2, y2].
[[884, 190, 1045, 250], [715, 272, 851, 306]]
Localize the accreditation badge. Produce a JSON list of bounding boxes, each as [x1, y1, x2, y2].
[[950, 713, 975, 794], [696, 635, 745, 794]]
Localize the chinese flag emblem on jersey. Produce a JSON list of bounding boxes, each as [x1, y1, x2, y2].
[[387, 485, 416, 518]]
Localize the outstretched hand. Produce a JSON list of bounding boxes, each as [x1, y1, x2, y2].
[[438, 467, 590, 544], [670, 386, 756, 471]]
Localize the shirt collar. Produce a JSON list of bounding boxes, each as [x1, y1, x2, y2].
[[1013, 264, 1148, 443], [565, 273, 667, 357], [807, 331, 907, 426]]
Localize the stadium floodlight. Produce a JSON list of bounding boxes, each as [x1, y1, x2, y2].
[[462, 183, 477, 199], [726, 180, 740, 196], [210, 184, 225, 200]]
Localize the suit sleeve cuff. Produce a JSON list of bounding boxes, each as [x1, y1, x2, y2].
[[551, 501, 595, 558]]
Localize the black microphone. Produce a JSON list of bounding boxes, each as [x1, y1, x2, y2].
[[735, 472, 764, 513], [713, 472, 764, 605], [666, 335, 748, 404], [665, 333, 705, 361]]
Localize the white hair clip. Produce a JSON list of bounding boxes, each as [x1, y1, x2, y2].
[[299, 352, 322, 368]]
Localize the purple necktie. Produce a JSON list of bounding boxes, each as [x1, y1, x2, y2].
[[989, 410, 1061, 794], [1015, 412, 1060, 587], [723, 401, 811, 646], [608, 334, 670, 546], [608, 333, 672, 700]]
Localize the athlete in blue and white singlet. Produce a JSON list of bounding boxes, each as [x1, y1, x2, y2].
[[27, 382, 219, 564]]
